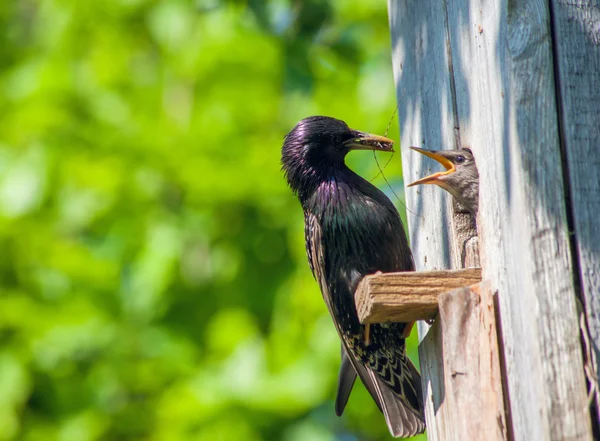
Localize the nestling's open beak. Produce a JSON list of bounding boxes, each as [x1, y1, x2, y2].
[[407, 147, 455, 187], [344, 131, 395, 152]]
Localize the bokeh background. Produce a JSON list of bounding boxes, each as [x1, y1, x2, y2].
[[0, 1, 424, 440]]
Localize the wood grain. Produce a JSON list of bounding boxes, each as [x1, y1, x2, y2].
[[355, 268, 482, 323], [471, 0, 593, 437], [389, 0, 594, 438], [388, 0, 456, 274], [549, 0, 600, 422], [388, 0, 483, 438], [420, 282, 508, 441]]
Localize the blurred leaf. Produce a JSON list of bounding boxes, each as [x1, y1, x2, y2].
[[0, 1, 417, 440]]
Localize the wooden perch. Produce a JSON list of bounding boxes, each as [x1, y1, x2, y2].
[[355, 268, 482, 324]]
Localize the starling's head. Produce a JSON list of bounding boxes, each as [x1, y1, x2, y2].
[[281, 116, 394, 197], [408, 147, 479, 215]]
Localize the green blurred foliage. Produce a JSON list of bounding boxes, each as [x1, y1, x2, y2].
[[0, 1, 425, 440]]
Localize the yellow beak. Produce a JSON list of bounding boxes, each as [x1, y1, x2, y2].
[[407, 147, 455, 187]]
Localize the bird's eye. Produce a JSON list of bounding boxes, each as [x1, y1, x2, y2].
[[332, 135, 342, 144], [455, 155, 465, 163]]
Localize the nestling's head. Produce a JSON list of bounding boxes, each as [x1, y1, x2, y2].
[[408, 147, 479, 215], [281, 116, 394, 197]]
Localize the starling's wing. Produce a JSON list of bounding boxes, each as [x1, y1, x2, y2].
[[306, 212, 425, 437], [304, 210, 321, 281], [335, 346, 358, 416], [307, 212, 361, 416]]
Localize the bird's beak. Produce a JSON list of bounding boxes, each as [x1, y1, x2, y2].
[[344, 131, 395, 152], [407, 147, 456, 187]]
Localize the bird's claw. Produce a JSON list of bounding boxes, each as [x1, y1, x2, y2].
[[364, 324, 371, 346]]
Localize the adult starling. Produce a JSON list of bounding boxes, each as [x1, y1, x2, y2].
[[281, 116, 425, 437], [408, 147, 479, 216]]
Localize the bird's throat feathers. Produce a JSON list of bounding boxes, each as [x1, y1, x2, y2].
[[314, 175, 363, 211], [284, 156, 351, 203], [305, 171, 392, 233]]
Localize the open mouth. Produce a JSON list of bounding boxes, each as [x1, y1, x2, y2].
[[407, 147, 455, 186]]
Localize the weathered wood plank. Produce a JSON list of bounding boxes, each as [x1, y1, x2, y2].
[[388, 0, 456, 274], [388, 0, 478, 439], [355, 268, 482, 323], [420, 282, 508, 441], [549, 0, 600, 421], [443, 0, 594, 438], [419, 312, 452, 441], [390, 0, 594, 438]]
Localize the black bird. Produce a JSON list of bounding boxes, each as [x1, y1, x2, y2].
[[408, 147, 479, 216], [281, 116, 425, 437]]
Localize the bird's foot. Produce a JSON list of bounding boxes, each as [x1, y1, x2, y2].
[[364, 324, 371, 346]]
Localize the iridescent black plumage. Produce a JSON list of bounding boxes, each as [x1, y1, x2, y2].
[[281, 116, 425, 437]]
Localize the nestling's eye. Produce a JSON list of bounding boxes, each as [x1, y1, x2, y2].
[[455, 155, 466, 164], [333, 134, 342, 144]]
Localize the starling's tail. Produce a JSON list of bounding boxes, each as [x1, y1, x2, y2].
[[335, 347, 357, 416], [355, 357, 425, 438]]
